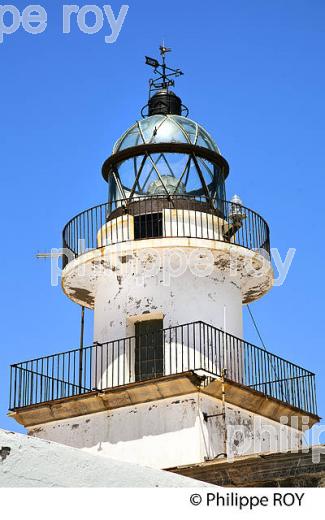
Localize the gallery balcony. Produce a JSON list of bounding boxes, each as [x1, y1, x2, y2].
[[9, 321, 318, 429], [61, 195, 270, 269]]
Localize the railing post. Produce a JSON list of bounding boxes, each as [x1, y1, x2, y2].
[[79, 305, 85, 393]]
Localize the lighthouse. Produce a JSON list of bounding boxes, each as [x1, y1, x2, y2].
[[9, 48, 319, 473]]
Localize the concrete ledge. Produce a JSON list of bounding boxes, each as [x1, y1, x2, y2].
[[8, 372, 201, 428], [8, 372, 319, 430], [202, 378, 320, 430], [61, 239, 273, 308]]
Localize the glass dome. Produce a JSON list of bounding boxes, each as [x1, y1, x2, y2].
[[113, 114, 220, 155], [103, 113, 228, 211]]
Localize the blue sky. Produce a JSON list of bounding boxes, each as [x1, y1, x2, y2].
[[0, 0, 324, 440]]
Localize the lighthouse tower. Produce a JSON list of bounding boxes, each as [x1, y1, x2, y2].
[[9, 48, 318, 472]]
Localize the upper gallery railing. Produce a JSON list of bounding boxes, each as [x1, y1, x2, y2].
[[62, 196, 270, 268], [9, 321, 317, 416]]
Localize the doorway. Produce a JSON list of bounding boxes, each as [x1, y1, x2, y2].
[[135, 319, 164, 381]]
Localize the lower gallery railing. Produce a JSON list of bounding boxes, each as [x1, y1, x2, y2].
[[9, 321, 317, 416]]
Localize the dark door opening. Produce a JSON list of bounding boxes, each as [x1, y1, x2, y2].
[[134, 212, 163, 239], [135, 319, 164, 381]]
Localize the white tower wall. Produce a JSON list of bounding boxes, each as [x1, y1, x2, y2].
[[28, 393, 303, 470], [93, 250, 243, 340], [92, 244, 243, 388]]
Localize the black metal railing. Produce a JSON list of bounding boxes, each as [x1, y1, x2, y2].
[[62, 196, 270, 268], [9, 322, 317, 415]]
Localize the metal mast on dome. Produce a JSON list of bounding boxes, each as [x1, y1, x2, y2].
[[142, 45, 188, 117], [145, 44, 184, 94]]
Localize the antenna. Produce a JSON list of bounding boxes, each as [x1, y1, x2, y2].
[[145, 44, 184, 97], [36, 252, 63, 259], [35, 251, 85, 366]]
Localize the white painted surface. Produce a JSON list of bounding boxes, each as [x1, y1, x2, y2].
[[97, 214, 134, 246], [97, 210, 227, 247], [62, 238, 273, 310], [92, 246, 243, 387], [28, 393, 303, 469], [163, 209, 225, 240], [57, 215, 273, 472], [93, 247, 243, 340], [0, 429, 213, 487]]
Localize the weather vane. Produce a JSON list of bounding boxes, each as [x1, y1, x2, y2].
[[145, 44, 184, 95]]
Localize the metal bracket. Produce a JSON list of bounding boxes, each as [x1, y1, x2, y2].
[[203, 411, 224, 422]]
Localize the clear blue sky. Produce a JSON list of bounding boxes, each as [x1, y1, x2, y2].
[[1, 0, 324, 440]]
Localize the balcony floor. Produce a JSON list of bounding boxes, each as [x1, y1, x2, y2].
[[9, 371, 320, 430]]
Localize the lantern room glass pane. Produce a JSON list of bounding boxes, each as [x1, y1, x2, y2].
[[138, 115, 165, 143], [112, 152, 225, 201], [114, 123, 143, 151], [112, 115, 220, 154]]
